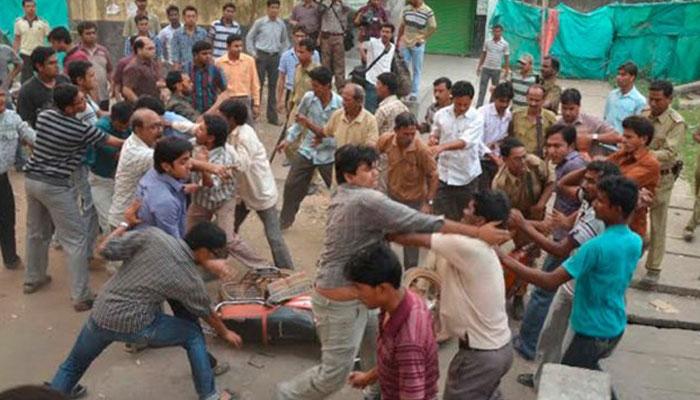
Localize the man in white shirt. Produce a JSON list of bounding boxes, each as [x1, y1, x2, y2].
[[478, 81, 513, 191], [360, 23, 395, 112], [390, 190, 513, 400], [476, 24, 510, 107], [218, 99, 294, 269], [429, 80, 484, 221]]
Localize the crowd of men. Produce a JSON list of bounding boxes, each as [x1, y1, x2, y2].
[[0, 0, 697, 399]]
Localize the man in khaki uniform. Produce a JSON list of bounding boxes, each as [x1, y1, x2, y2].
[[684, 128, 700, 242], [509, 84, 557, 159], [642, 80, 686, 284]]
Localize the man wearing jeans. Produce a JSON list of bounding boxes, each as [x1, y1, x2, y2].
[[276, 144, 510, 400], [49, 223, 242, 400], [499, 175, 643, 397], [23, 84, 124, 312], [476, 24, 509, 107], [397, 0, 437, 99]]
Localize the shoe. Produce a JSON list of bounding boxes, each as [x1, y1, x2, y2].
[[517, 373, 535, 388], [683, 227, 695, 242], [5, 258, 23, 270], [73, 298, 94, 312], [23, 275, 52, 294], [124, 342, 148, 353], [640, 270, 660, 287], [43, 382, 87, 399], [213, 361, 231, 376]]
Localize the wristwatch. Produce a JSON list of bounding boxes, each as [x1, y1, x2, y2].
[[427, 199, 434, 206], [592, 133, 600, 142], [119, 222, 130, 229]]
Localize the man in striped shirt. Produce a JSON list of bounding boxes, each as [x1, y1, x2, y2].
[[397, 0, 437, 99], [476, 24, 510, 107], [510, 53, 536, 109], [183, 41, 227, 114], [209, 2, 242, 58], [346, 243, 438, 400], [187, 115, 271, 269], [23, 83, 124, 312]]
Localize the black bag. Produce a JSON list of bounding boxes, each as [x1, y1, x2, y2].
[[349, 45, 390, 87], [391, 51, 412, 97]]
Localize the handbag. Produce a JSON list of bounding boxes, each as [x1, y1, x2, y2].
[[391, 50, 412, 97], [349, 44, 390, 86], [329, 1, 354, 51]]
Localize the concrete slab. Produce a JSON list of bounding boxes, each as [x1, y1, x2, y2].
[[538, 364, 611, 400], [626, 288, 700, 330], [604, 325, 700, 400], [631, 253, 700, 297]]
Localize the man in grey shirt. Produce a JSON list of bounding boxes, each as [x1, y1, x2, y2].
[[277, 144, 510, 400], [246, 0, 290, 125], [49, 222, 242, 400], [476, 24, 510, 107]]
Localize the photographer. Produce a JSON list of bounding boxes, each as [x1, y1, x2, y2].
[[354, 0, 389, 44]]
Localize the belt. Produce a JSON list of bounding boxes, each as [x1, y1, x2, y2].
[[321, 31, 344, 36], [256, 50, 279, 56], [458, 334, 507, 352]]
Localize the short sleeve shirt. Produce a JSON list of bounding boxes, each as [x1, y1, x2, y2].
[[492, 154, 553, 218], [0, 45, 21, 90], [563, 224, 642, 338], [482, 38, 509, 70], [604, 86, 647, 133], [14, 17, 50, 56], [324, 108, 379, 147]]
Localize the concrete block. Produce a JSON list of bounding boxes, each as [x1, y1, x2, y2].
[[626, 288, 700, 330], [538, 364, 611, 400]]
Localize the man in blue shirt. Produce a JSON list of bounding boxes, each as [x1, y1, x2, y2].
[[499, 175, 642, 385], [275, 66, 341, 229], [604, 62, 647, 133], [170, 6, 208, 69]]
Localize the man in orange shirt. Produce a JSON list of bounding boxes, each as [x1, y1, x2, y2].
[[607, 115, 660, 238], [215, 34, 260, 123]]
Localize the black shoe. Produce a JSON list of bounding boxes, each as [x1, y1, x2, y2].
[[517, 373, 535, 388], [44, 382, 87, 399], [5, 258, 23, 270], [73, 298, 94, 312]]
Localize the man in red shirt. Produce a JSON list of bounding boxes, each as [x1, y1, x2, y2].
[[47, 27, 89, 74], [345, 243, 439, 400]]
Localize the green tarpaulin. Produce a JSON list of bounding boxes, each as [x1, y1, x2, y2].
[[490, 0, 700, 83], [0, 1, 69, 43]]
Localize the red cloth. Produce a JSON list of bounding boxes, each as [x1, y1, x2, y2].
[[542, 9, 559, 56], [377, 290, 439, 400]]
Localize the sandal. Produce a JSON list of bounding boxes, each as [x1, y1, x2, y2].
[[23, 275, 52, 294]]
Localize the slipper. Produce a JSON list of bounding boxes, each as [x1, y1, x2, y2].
[[517, 373, 535, 388], [23, 275, 52, 294], [43, 382, 87, 399]]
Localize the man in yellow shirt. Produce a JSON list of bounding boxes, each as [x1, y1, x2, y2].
[[215, 34, 260, 123], [320, 83, 379, 147]]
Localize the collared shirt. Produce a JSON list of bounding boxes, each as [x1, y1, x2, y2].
[[510, 73, 536, 109], [62, 46, 90, 72], [420, 102, 448, 133], [112, 55, 135, 89], [563, 224, 642, 338], [0, 45, 21, 91], [123, 13, 161, 38], [319, 0, 350, 34], [209, 19, 242, 58], [14, 16, 50, 56], [377, 132, 437, 203], [478, 102, 512, 156], [492, 154, 553, 218], [246, 16, 289, 56], [183, 61, 227, 114], [541, 76, 562, 114], [24, 109, 107, 186], [215, 53, 261, 106], [93, 227, 212, 334], [109, 134, 153, 227], [136, 168, 187, 239], [123, 33, 163, 60], [171, 26, 208, 65], [607, 149, 660, 237], [191, 146, 237, 211], [89, 116, 131, 179], [290, 61, 320, 109], [428, 234, 511, 349], [291, 2, 321, 35], [78, 43, 114, 102], [324, 108, 379, 147], [123, 57, 161, 99], [158, 24, 180, 63], [482, 37, 509, 70], [377, 290, 439, 400], [0, 109, 35, 174], [356, 4, 389, 41], [278, 47, 321, 90], [400, 3, 437, 46], [166, 93, 200, 122], [376, 95, 409, 134], [365, 37, 395, 86], [316, 184, 444, 289], [227, 123, 278, 210], [508, 108, 558, 157], [286, 91, 341, 165], [643, 107, 686, 170], [16, 74, 71, 128], [554, 151, 587, 216], [604, 86, 647, 133], [562, 112, 618, 154], [431, 105, 484, 186]]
